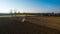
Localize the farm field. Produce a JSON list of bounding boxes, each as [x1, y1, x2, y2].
[[27, 16, 60, 30], [0, 16, 60, 34], [0, 15, 35, 17]]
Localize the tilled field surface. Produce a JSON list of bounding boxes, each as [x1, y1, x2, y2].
[[0, 17, 60, 34]]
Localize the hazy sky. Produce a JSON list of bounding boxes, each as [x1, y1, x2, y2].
[[0, 0, 60, 13]]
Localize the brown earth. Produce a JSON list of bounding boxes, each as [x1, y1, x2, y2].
[[0, 17, 60, 34], [26, 16, 60, 30]]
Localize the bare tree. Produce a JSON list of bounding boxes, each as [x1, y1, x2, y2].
[[14, 9, 17, 16], [52, 12, 54, 16], [18, 11, 20, 14], [10, 9, 13, 17]]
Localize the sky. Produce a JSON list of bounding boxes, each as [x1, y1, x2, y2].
[[0, 0, 60, 13]]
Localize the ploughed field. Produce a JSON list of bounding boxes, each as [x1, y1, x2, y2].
[[0, 17, 60, 34], [26, 16, 60, 30]]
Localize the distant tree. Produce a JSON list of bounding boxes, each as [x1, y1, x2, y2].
[[48, 13, 51, 16], [57, 14, 59, 16], [18, 11, 20, 14], [14, 9, 17, 16], [54, 14, 57, 16], [10, 9, 13, 17], [52, 12, 54, 16]]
